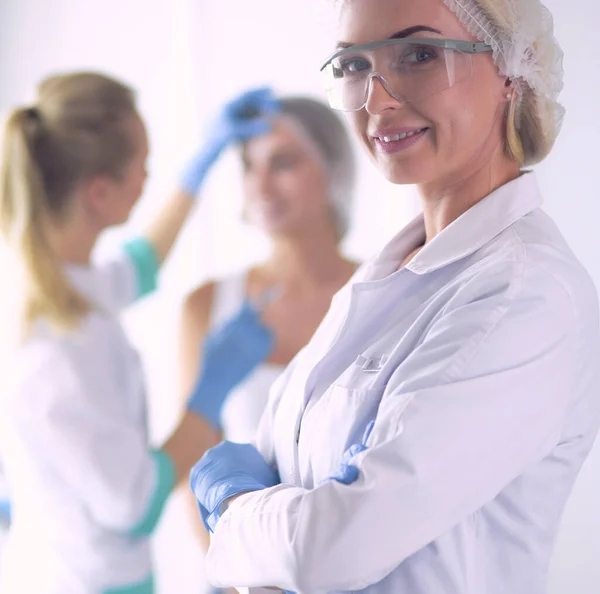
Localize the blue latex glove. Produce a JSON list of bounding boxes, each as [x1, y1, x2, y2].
[[326, 421, 375, 485], [0, 498, 11, 525], [186, 300, 274, 429], [180, 87, 280, 196], [190, 441, 279, 532]]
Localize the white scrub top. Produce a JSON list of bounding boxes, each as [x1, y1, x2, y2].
[[204, 173, 600, 594], [0, 241, 171, 594]]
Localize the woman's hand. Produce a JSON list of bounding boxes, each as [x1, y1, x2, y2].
[[138, 89, 279, 268], [190, 441, 279, 532], [325, 420, 375, 485], [179, 87, 280, 198], [186, 300, 275, 429]]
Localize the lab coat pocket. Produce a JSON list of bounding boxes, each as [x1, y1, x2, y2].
[[303, 384, 385, 485]]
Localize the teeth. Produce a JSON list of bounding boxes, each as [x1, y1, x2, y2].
[[380, 129, 425, 143]]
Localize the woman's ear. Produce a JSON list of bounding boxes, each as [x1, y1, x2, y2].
[[503, 79, 518, 102], [86, 176, 111, 213]]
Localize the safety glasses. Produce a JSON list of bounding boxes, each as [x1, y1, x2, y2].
[[320, 37, 493, 112]]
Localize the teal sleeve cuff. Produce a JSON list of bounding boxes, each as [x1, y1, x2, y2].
[[129, 450, 176, 539], [122, 237, 160, 299], [104, 575, 155, 594]]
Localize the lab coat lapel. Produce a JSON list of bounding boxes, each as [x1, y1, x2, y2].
[[276, 218, 428, 484]]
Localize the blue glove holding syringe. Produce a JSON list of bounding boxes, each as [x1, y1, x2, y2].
[[186, 286, 283, 429], [180, 87, 280, 198]]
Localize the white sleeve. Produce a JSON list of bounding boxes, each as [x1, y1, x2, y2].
[[13, 340, 165, 534], [92, 251, 138, 311], [205, 268, 581, 593], [93, 237, 160, 312]]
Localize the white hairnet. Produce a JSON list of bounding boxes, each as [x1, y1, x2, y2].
[[442, 0, 565, 134], [279, 97, 356, 239]]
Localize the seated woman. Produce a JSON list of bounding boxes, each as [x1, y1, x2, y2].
[[178, 92, 359, 574]]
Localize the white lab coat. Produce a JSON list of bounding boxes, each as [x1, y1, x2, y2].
[[0, 253, 159, 594], [205, 173, 600, 594]]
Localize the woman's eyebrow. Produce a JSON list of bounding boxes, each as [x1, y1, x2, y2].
[[336, 25, 443, 49]]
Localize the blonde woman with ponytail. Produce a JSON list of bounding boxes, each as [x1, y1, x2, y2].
[[0, 73, 279, 594]]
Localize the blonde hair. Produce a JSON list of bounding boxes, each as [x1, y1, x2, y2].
[[452, 0, 562, 167], [0, 72, 138, 336]]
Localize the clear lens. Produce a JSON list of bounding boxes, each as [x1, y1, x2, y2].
[[323, 41, 474, 111]]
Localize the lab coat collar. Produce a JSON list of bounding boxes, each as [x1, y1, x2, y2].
[[371, 172, 542, 278]]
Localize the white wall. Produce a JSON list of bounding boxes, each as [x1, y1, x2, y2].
[[0, 1, 598, 593], [538, 2, 600, 592]]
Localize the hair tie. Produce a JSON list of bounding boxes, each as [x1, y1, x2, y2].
[[24, 106, 41, 121]]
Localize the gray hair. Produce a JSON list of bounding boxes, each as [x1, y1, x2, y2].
[[278, 96, 356, 238]]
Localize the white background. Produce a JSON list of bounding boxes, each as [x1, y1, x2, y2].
[[0, 1, 598, 592]]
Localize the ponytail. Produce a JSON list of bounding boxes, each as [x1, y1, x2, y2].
[[0, 72, 137, 338], [0, 108, 90, 337]]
